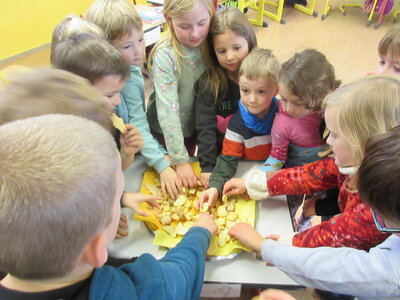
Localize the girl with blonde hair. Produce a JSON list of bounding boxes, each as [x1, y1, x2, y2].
[[224, 75, 400, 251], [195, 7, 257, 187], [146, 0, 213, 188]]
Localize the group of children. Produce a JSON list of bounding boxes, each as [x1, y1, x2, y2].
[[0, 0, 400, 299]]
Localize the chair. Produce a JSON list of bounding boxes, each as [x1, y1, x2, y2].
[[220, 0, 268, 27], [262, 0, 317, 25]]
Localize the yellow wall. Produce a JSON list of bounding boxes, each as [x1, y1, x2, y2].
[[0, 0, 94, 60]]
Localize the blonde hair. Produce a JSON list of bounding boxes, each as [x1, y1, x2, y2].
[[148, 0, 214, 76], [378, 23, 400, 59], [0, 114, 119, 279], [86, 0, 142, 42], [323, 75, 400, 168], [280, 49, 341, 110], [239, 47, 280, 84], [204, 7, 257, 105], [0, 68, 113, 132], [50, 15, 104, 62], [51, 33, 130, 84]]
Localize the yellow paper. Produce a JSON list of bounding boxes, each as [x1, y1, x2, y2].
[[135, 162, 255, 256]]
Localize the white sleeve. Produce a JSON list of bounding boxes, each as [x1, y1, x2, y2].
[[261, 236, 400, 298]]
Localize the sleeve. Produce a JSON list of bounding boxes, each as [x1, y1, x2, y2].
[[195, 78, 218, 172], [152, 48, 189, 165], [122, 72, 170, 174], [267, 157, 339, 196], [262, 237, 400, 298], [119, 227, 211, 300], [292, 202, 390, 249], [261, 114, 290, 172], [209, 155, 239, 193]]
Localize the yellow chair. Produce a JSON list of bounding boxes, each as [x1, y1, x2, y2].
[[220, 0, 268, 27], [321, 0, 378, 27], [261, 0, 317, 24]]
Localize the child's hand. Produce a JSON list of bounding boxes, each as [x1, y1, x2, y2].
[[116, 213, 129, 239], [120, 124, 143, 156], [193, 212, 217, 235], [198, 172, 211, 188], [197, 187, 219, 209], [302, 197, 317, 218], [228, 222, 265, 253], [122, 192, 161, 216], [223, 178, 247, 196], [257, 289, 296, 300], [160, 166, 183, 199], [175, 162, 197, 188]]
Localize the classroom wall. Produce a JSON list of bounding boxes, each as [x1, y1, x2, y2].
[[0, 0, 94, 60]]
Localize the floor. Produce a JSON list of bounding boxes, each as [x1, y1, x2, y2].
[[1, 1, 398, 299]]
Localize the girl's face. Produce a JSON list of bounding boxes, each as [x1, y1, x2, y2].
[[239, 75, 278, 119], [375, 50, 400, 75], [213, 30, 249, 75], [325, 107, 354, 167], [169, 4, 211, 49], [278, 81, 311, 118]]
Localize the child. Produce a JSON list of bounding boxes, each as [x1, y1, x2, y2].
[[195, 7, 257, 187], [224, 75, 400, 250], [86, 0, 182, 199], [146, 0, 214, 188], [199, 47, 280, 207], [371, 23, 400, 75], [51, 33, 142, 171], [0, 68, 159, 238], [0, 113, 217, 299], [50, 14, 105, 62], [261, 49, 341, 228], [229, 123, 400, 299]]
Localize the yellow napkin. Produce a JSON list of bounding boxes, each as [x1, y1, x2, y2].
[[135, 162, 255, 256]]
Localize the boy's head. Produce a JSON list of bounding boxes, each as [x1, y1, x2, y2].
[[86, 0, 145, 66], [279, 49, 341, 115], [358, 125, 400, 235], [50, 15, 105, 61], [52, 33, 130, 108], [238, 47, 279, 119], [0, 68, 112, 132], [0, 114, 123, 279], [376, 24, 400, 75]]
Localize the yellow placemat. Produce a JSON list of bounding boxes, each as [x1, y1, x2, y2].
[[135, 162, 255, 256]]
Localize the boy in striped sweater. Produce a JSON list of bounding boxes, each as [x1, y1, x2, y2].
[[199, 48, 279, 207]]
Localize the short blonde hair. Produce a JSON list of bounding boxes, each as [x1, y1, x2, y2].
[[0, 114, 119, 279], [0, 68, 113, 132], [279, 49, 341, 111], [50, 15, 105, 61], [323, 75, 400, 168], [205, 7, 257, 105], [239, 47, 280, 84], [86, 0, 142, 42], [51, 33, 130, 84], [148, 0, 214, 76], [379, 23, 400, 59]]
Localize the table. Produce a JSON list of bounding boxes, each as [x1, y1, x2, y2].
[[108, 156, 301, 289], [135, 4, 166, 47]]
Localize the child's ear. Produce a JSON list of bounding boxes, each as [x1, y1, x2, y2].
[[273, 86, 279, 97], [82, 233, 108, 268]]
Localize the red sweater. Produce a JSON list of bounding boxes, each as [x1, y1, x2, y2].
[[267, 157, 390, 250]]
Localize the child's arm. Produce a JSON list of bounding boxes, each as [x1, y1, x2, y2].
[[151, 48, 191, 166], [228, 222, 265, 253], [122, 70, 182, 198], [292, 201, 390, 249], [260, 236, 400, 298], [194, 78, 219, 174], [119, 213, 217, 300], [261, 116, 290, 172], [121, 192, 161, 216]]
